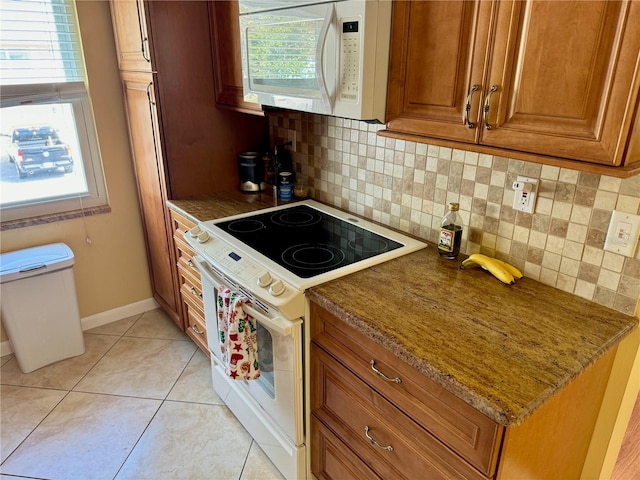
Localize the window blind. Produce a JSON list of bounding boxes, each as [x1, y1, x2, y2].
[[0, 0, 85, 86]]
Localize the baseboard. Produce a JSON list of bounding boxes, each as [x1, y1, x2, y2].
[[0, 297, 159, 357], [80, 297, 159, 331]]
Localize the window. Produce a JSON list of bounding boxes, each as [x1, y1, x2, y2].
[[0, 0, 108, 225]]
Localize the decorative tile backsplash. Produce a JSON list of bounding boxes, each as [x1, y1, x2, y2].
[[269, 112, 640, 316]]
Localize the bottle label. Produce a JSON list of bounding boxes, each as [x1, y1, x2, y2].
[[438, 227, 456, 253]]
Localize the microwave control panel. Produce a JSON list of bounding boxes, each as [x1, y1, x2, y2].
[[339, 19, 360, 103]]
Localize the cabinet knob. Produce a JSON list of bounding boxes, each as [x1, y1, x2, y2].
[[190, 286, 202, 298]]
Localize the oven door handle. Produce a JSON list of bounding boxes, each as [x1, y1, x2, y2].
[[193, 255, 301, 338], [241, 304, 300, 337]]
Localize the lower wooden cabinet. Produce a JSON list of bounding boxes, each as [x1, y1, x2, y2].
[[311, 302, 500, 480], [310, 300, 618, 480], [170, 209, 209, 356]]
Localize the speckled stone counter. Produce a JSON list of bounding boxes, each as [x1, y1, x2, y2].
[[167, 192, 286, 224], [308, 249, 637, 426], [166, 193, 637, 427]]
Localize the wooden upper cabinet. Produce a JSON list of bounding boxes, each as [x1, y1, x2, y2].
[[482, 0, 640, 166], [386, 0, 493, 143], [110, 0, 153, 72], [385, 0, 640, 172], [209, 1, 263, 115]]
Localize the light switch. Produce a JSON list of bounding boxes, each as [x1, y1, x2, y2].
[[604, 211, 640, 257]]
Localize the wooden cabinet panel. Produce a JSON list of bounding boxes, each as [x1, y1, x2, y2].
[[121, 71, 179, 325], [384, 0, 640, 173], [109, 0, 152, 72], [182, 294, 208, 355], [311, 416, 383, 480], [209, 0, 263, 115], [311, 345, 488, 480], [311, 302, 502, 476], [482, 0, 640, 165], [386, 0, 492, 143]]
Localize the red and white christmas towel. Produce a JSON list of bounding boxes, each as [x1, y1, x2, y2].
[[217, 286, 261, 380]]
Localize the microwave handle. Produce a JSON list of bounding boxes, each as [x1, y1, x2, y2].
[[193, 255, 301, 338], [317, 3, 335, 112]]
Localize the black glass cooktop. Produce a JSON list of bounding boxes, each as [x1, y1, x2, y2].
[[214, 205, 403, 278]]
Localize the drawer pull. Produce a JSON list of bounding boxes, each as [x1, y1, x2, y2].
[[364, 426, 393, 452], [370, 360, 401, 384], [187, 260, 194, 268], [191, 324, 205, 336], [190, 286, 202, 298]]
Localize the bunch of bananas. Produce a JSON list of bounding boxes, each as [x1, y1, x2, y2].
[[459, 254, 523, 285]]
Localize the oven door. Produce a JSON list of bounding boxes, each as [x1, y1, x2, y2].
[[194, 255, 304, 445]]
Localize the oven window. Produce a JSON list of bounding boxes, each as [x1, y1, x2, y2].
[[254, 322, 275, 399]]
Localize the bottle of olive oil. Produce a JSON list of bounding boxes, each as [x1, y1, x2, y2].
[[438, 202, 462, 259]]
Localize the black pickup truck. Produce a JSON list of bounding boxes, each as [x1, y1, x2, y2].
[[8, 126, 74, 178]]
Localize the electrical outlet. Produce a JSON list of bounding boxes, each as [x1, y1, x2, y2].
[[512, 176, 539, 213], [604, 211, 640, 257]]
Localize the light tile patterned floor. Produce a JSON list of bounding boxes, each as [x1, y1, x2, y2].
[[0, 309, 284, 480]]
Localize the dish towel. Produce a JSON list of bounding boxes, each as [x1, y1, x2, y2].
[[217, 286, 261, 380]]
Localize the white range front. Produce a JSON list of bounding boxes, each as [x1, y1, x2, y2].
[[184, 200, 427, 480]]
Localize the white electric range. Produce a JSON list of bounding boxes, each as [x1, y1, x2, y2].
[[184, 200, 426, 480]]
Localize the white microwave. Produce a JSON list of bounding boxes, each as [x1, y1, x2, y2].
[[239, 0, 392, 123]]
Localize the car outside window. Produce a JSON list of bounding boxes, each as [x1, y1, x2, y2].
[[0, 0, 108, 227]]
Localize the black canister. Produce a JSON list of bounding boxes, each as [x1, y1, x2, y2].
[[238, 151, 260, 192]]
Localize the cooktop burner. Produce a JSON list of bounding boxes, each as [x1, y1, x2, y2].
[[214, 205, 403, 278]]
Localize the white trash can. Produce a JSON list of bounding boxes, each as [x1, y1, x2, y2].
[[0, 243, 85, 373]]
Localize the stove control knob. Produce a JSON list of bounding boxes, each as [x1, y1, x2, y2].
[[257, 272, 273, 288], [269, 279, 286, 297], [189, 226, 202, 237], [197, 231, 210, 243]]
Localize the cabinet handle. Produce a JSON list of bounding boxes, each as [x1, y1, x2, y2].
[[146, 82, 156, 106], [187, 259, 194, 268], [191, 324, 204, 336], [364, 426, 393, 452], [464, 84, 479, 128], [190, 286, 202, 298], [135, 0, 151, 63], [483, 85, 498, 130], [370, 360, 401, 384], [141, 37, 150, 63]]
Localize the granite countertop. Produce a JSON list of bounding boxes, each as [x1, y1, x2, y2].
[[167, 192, 638, 427], [308, 249, 638, 426], [167, 191, 283, 224]]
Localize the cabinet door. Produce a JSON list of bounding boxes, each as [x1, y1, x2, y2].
[[481, 0, 640, 165], [110, 0, 153, 72], [121, 71, 180, 326], [386, 1, 493, 143], [209, 0, 263, 115]]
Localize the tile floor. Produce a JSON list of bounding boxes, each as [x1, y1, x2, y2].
[[0, 309, 285, 480]]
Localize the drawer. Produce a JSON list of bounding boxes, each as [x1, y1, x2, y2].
[[311, 345, 488, 480], [174, 236, 200, 281], [179, 265, 204, 313], [311, 415, 382, 480], [311, 302, 502, 476], [171, 210, 196, 236], [183, 298, 208, 356]]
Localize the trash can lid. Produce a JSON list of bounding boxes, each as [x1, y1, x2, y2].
[[0, 243, 75, 284]]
